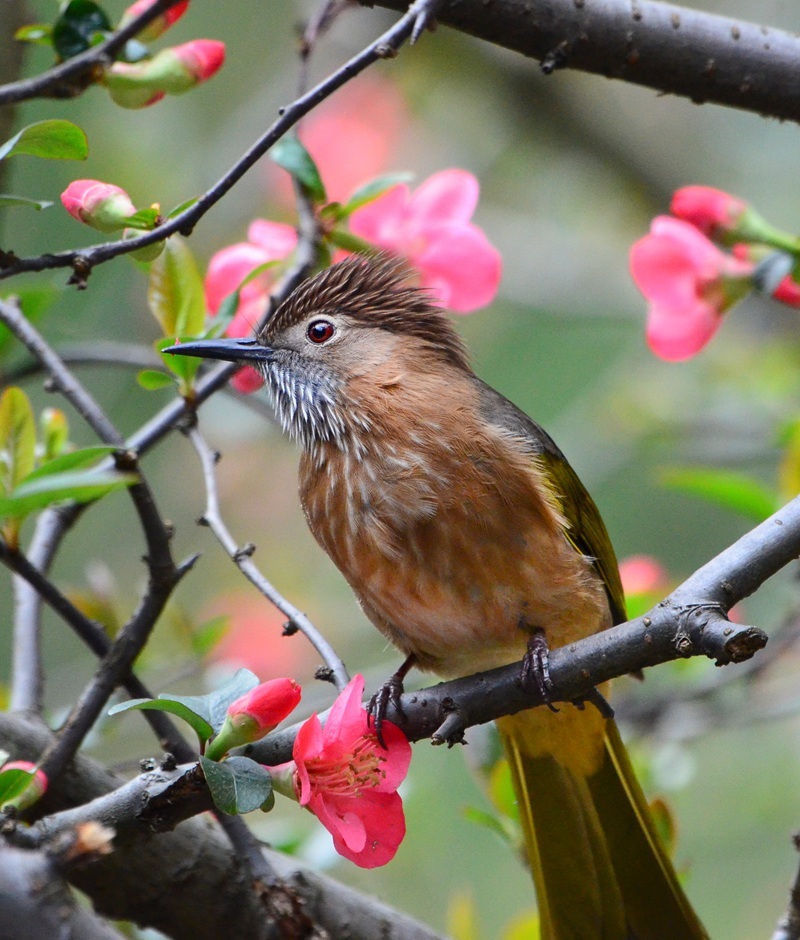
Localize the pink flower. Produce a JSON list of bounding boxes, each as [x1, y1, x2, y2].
[[119, 0, 189, 42], [205, 220, 297, 393], [630, 216, 754, 361], [1, 760, 48, 811], [269, 675, 411, 868], [619, 555, 668, 596], [105, 39, 225, 109], [61, 180, 137, 233], [268, 76, 408, 207], [670, 186, 748, 239], [205, 678, 302, 760], [349, 169, 502, 312]]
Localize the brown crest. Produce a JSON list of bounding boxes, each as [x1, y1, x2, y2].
[[262, 254, 470, 369]]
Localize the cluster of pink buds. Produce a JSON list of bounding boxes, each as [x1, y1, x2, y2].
[[630, 186, 800, 360]]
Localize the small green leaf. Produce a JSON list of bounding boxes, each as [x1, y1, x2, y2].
[[660, 467, 778, 522], [155, 337, 201, 386], [52, 0, 111, 60], [0, 195, 53, 210], [148, 236, 206, 337], [0, 388, 36, 497], [124, 207, 160, 231], [40, 408, 69, 462], [167, 198, 198, 220], [327, 229, 377, 255], [462, 806, 514, 844], [192, 615, 229, 658], [137, 369, 175, 391], [24, 445, 117, 483], [0, 469, 137, 520], [0, 120, 88, 162], [205, 668, 260, 732], [271, 137, 326, 204], [0, 768, 35, 806], [200, 755, 273, 815], [14, 24, 53, 44], [339, 173, 413, 216], [108, 697, 214, 744]]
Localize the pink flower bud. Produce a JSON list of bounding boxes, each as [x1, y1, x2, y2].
[[119, 0, 189, 42], [104, 40, 225, 108], [671, 186, 748, 238], [1, 760, 48, 811], [204, 678, 301, 760], [61, 180, 137, 233]]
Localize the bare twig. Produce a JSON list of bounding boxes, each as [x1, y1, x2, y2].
[[185, 424, 350, 691], [0, 0, 440, 282], [772, 833, 800, 940]]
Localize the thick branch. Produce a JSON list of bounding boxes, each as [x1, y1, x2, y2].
[[371, 0, 800, 123], [0, 714, 447, 940]]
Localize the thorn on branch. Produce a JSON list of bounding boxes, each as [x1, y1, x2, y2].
[[314, 666, 335, 684], [67, 257, 92, 290], [541, 41, 570, 74], [282, 620, 299, 636], [234, 543, 256, 561]]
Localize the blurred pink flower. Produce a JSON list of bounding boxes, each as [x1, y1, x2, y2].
[[670, 186, 747, 239], [619, 555, 668, 597], [205, 220, 297, 393], [349, 169, 502, 312], [269, 76, 409, 206], [268, 675, 411, 868], [630, 216, 754, 361]]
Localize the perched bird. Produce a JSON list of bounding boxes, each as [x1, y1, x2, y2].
[[167, 255, 707, 939]]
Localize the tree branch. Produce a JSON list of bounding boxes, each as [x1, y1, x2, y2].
[[370, 0, 800, 123], [0, 713, 448, 940]]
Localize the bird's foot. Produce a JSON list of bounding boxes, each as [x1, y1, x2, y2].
[[521, 628, 559, 713], [368, 655, 415, 747]]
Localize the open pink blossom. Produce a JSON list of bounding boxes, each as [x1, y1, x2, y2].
[[205, 220, 297, 393], [349, 169, 502, 312], [269, 674, 411, 868], [670, 186, 747, 239], [630, 216, 754, 361]]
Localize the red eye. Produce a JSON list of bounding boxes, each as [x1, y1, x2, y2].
[[307, 319, 335, 344]]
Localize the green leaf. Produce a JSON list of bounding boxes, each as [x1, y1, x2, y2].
[[0, 195, 53, 211], [52, 0, 111, 60], [660, 467, 778, 522], [462, 805, 513, 844], [14, 24, 53, 44], [0, 120, 88, 162], [0, 388, 36, 497], [200, 755, 273, 815], [137, 369, 174, 391], [192, 615, 229, 658], [124, 206, 160, 231], [271, 137, 326, 204], [339, 172, 413, 216], [24, 445, 117, 483], [0, 468, 137, 520], [205, 668, 260, 732], [327, 229, 377, 255], [167, 198, 198, 220], [108, 697, 214, 744], [0, 768, 35, 806], [155, 336, 201, 386], [148, 236, 206, 338]]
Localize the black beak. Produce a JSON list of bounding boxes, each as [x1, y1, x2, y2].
[[162, 337, 273, 363]]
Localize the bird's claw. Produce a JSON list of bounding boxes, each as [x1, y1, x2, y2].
[[368, 672, 406, 748], [521, 628, 559, 713]]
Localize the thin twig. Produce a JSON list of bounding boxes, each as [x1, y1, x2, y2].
[[0, 0, 439, 282], [186, 424, 350, 692], [772, 833, 800, 940]]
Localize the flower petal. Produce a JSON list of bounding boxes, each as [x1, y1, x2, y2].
[[246, 220, 298, 258], [414, 224, 502, 312], [293, 712, 324, 805], [322, 674, 367, 745], [645, 302, 721, 361], [204, 243, 270, 314], [348, 185, 410, 246], [406, 169, 479, 229]]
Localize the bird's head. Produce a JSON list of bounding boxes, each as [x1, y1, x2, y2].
[[165, 254, 468, 451]]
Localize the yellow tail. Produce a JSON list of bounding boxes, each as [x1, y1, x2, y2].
[[497, 703, 708, 940]]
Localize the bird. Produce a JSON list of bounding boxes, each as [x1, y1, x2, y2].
[[167, 254, 708, 939]]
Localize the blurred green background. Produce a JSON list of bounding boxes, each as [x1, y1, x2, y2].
[[3, 1, 800, 937]]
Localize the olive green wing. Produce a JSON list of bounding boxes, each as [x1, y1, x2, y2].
[[475, 378, 627, 626]]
